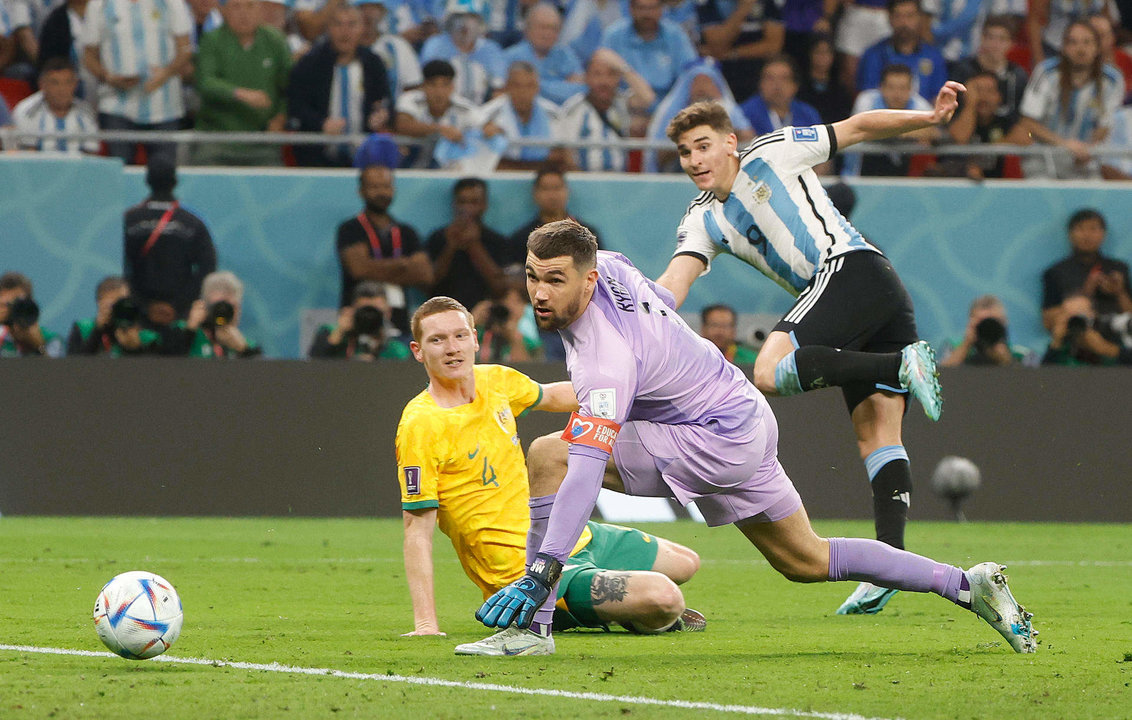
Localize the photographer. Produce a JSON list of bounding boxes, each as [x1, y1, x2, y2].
[[66, 277, 162, 357], [940, 295, 1038, 368], [184, 271, 262, 359], [0, 272, 63, 358], [308, 282, 410, 360], [1042, 294, 1132, 366], [470, 283, 540, 363]]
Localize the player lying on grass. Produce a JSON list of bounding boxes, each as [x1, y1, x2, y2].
[[656, 85, 966, 616], [459, 221, 1036, 656], [395, 296, 706, 651]]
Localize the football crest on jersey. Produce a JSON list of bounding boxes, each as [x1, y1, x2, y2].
[[919, 58, 933, 78], [752, 181, 772, 205], [494, 405, 513, 434]]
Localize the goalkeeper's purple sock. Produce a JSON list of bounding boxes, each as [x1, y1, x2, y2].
[[527, 494, 555, 567], [828, 537, 971, 608]]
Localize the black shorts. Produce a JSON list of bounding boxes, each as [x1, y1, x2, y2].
[[773, 250, 918, 413]]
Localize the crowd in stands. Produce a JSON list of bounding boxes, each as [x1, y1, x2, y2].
[[1, 0, 1132, 177]]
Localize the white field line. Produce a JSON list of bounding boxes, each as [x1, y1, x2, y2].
[[0, 557, 1129, 567], [0, 643, 897, 720]]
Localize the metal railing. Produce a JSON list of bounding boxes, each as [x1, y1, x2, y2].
[[3, 127, 1132, 176]]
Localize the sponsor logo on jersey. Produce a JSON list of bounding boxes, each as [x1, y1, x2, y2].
[[404, 466, 421, 495], [589, 388, 617, 420], [792, 126, 819, 142], [561, 412, 620, 454]]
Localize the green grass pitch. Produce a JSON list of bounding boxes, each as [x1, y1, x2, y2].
[[0, 517, 1129, 719]]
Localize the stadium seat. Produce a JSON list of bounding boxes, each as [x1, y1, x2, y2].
[[907, 154, 938, 177], [0, 78, 33, 109], [1002, 155, 1023, 179]]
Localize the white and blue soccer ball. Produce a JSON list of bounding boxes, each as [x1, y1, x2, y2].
[[92, 571, 183, 660]]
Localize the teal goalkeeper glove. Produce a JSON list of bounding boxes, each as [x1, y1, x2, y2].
[[476, 553, 563, 629]]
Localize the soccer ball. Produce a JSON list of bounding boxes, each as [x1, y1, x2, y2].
[[92, 571, 183, 660]]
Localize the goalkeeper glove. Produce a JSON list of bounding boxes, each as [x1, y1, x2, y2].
[[476, 553, 563, 629]]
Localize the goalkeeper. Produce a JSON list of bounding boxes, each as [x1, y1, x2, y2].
[[395, 296, 705, 652]]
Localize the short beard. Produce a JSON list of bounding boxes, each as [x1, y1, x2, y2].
[[365, 198, 391, 215], [535, 297, 582, 331]]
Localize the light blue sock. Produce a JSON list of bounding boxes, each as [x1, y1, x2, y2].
[[774, 351, 803, 396]]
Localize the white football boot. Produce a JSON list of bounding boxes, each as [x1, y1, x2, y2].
[[454, 627, 555, 657], [966, 562, 1037, 653]]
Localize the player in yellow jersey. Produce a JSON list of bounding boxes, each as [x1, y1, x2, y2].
[[396, 297, 704, 654]]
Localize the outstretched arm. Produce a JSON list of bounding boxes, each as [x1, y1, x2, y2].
[[533, 382, 579, 413], [402, 508, 445, 636], [833, 81, 965, 149], [656, 254, 708, 309]]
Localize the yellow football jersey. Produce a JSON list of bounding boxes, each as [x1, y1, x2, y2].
[[395, 364, 537, 596]]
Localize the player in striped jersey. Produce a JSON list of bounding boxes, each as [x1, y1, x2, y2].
[[656, 83, 964, 615]]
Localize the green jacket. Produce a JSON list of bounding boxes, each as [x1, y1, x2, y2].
[[195, 24, 292, 132]]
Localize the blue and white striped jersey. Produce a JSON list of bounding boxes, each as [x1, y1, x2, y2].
[[12, 91, 100, 155], [674, 124, 879, 297]]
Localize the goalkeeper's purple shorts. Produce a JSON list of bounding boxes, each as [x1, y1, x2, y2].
[[611, 401, 801, 527]]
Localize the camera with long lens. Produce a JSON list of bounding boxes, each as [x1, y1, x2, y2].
[[1095, 312, 1132, 347], [353, 305, 385, 357], [1065, 314, 1090, 345], [4, 297, 40, 328], [204, 300, 235, 330], [486, 303, 511, 330], [109, 297, 142, 330]]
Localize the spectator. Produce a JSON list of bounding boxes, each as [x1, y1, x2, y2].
[[1099, 104, 1132, 179], [602, 0, 697, 105], [3, 0, 39, 77], [187, 0, 223, 48], [82, 0, 193, 165], [12, 57, 99, 155], [836, 0, 900, 93], [0, 7, 16, 78], [482, 0, 526, 47], [183, 270, 263, 358], [419, 0, 506, 103], [426, 177, 516, 310], [260, 0, 310, 59], [1018, 20, 1122, 179], [797, 34, 854, 123], [700, 303, 759, 364], [941, 70, 1028, 178], [0, 271, 63, 358], [194, 0, 292, 166], [843, 63, 935, 175], [939, 294, 1038, 367], [557, 47, 653, 171], [1027, 0, 1109, 67], [739, 54, 821, 136], [1041, 292, 1129, 365], [66, 276, 164, 356], [560, 0, 625, 67], [357, 0, 424, 98], [336, 164, 432, 335], [471, 281, 539, 362], [481, 61, 566, 170], [923, 0, 988, 63], [857, 0, 948, 101], [288, 3, 392, 166], [394, 58, 482, 167], [1041, 209, 1132, 332], [509, 165, 602, 249], [37, 0, 97, 97], [502, 2, 585, 105], [781, 0, 832, 67], [646, 56, 753, 171], [123, 157, 218, 325], [698, 0, 784, 103], [293, 0, 348, 43], [1087, 13, 1132, 100], [949, 14, 1029, 118], [308, 281, 412, 359], [0, 93, 12, 140]]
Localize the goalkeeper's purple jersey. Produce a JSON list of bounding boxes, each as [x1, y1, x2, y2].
[[563, 250, 763, 440]]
